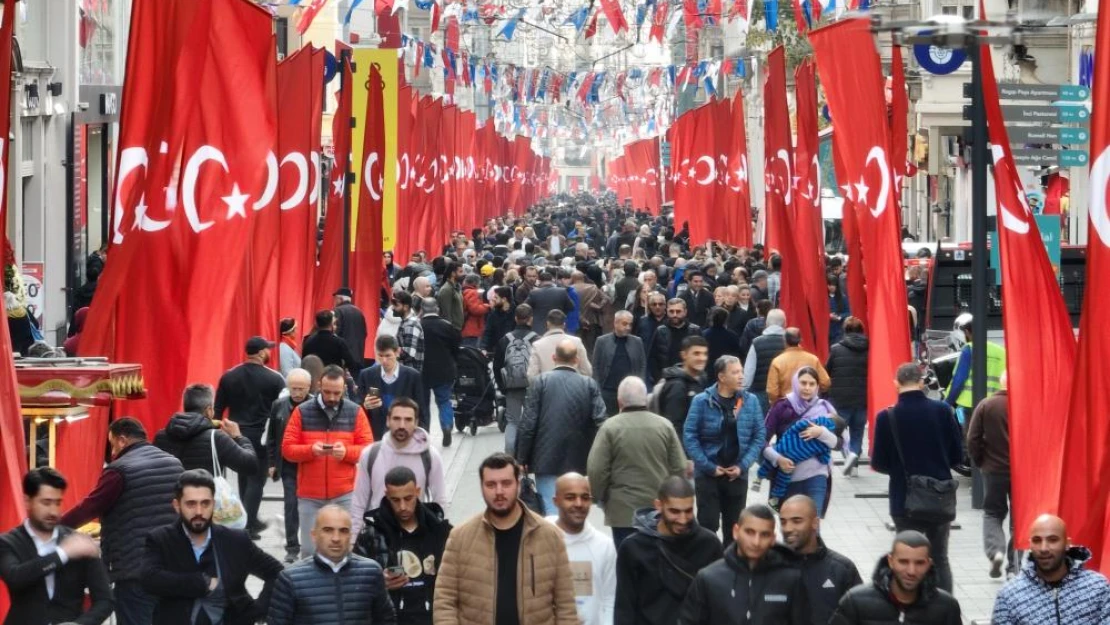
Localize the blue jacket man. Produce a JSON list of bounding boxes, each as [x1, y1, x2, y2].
[[682, 355, 765, 536]]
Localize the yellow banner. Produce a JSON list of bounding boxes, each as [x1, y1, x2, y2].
[[350, 48, 398, 251]]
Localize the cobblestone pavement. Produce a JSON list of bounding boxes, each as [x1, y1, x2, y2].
[[250, 416, 1006, 624]]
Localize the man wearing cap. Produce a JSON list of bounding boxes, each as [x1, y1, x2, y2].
[[278, 317, 302, 377], [214, 336, 287, 539], [333, 287, 368, 370]]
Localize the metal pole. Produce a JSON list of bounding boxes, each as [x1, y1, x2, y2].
[[341, 49, 354, 290], [969, 40, 989, 510]]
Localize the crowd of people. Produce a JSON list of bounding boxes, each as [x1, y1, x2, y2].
[[2, 193, 1109, 625]]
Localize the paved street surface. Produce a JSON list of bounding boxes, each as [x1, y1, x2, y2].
[[250, 416, 1003, 624]]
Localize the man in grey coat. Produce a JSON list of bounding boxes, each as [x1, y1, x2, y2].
[[516, 338, 607, 510], [592, 311, 647, 416], [587, 377, 687, 548]]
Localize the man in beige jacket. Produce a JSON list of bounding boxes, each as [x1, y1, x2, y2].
[[434, 452, 579, 625], [527, 310, 592, 378], [766, 327, 831, 405]]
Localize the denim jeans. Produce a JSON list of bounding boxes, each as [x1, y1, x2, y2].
[[785, 475, 830, 518], [504, 389, 526, 455], [893, 516, 953, 592], [114, 579, 158, 625], [281, 467, 300, 553], [840, 407, 868, 456], [427, 382, 455, 433], [536, 474, 558, 513], [298, 493, 353, 558]]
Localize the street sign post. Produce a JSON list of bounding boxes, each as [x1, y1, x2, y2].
[[997, 83, 1090, 102], [999, 104, 1090, 123], [1010, 149, 1089, 167], [1006, 126, 1090, 144]]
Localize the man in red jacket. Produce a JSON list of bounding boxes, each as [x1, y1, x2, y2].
[[282, 365, 374, 558]]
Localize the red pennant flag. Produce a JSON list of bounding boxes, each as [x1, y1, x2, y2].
[[793, 58, 830, 359], [315, 43, 353, 311], [351, 63, 386, 353], [723, 88, 752, 247], [1061, 0, 1110, 569], [684, 0, 703, 31], [650, 1, 668, 42], [600, 0, 629, 33], [729, 0, 748, 19], [577, 72, 597, 102], [810, 19, 910, 439], [431, 0, 442, 33], [297, 0, 328, 35], [584, 8, 600, 39], [973, 21, 1077, 552], [446, 16, 460, 51]]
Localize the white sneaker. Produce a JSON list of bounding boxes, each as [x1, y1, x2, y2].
[[990, 552, 1004, 579], [843, 452, 859, 476]]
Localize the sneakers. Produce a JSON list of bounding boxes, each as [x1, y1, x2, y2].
[[843, 452, 860, 477], [990, 552, 1004, 579], [442, 429, 452, 448]]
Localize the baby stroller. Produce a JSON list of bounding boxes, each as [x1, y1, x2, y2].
[[453, 346, 506, 436]]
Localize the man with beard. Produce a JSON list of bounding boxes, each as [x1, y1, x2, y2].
[[434, 453, 577, 625], [830, 531, 962, 624], [678, 504, 809, 625], [392, 292, 426, 373], [355, 466, 452, 625], [778, 496, 861, 625], [143, 470, 284, 625], [648, 299, 702, 384], [267, 368, 314, 562], [614, 477, 721, 625], [991, 515, 1110, 624], [0, 468, 113, 625], [546, 473, 616, 625], [214, 336, 288, 539]]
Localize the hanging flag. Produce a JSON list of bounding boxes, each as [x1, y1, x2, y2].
[[765, 0, 778, 31], [584, 7, 600, 38], [315, 43, 353, 311], [649, 1, 668, 42], [351, 62, 386, 348], [683, 0, 703, 32], [834, 143, 868, 328], [431, 0, 442, 32], [723, 89, 752, 247], [1060, 0, 1110, 570], [565, 5, 590, 31], [810, 18, 910, 443], [498, 7, 526, 40], [890, 44, 909, 179], [600, 0, 630, 33], [793, 57, 830, 359], [296, 0, 328, 35]]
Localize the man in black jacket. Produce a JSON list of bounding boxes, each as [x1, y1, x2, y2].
[[825, 317, 869, 475], [333, 287, 369, 370], [779, 496, 862, 625], [615, 477, 721, 625], [656, 335, 709, 437], [0, 468, 114, 625], [155, 383, 259, 475], [525, 270, 575, 334], [648, 298, 701, 384], [268, 368, 314, 562], [591, 311, 647, 416], [679, 271, 714, 327], [214, 336, 286, 539], [419, 297, 462, 446], [143, 470, 284, 625], [830, 531, 962, 625], [268, 505, 396, 624], [357, 335, 428, 440], [354, 466, 452, 625], [679, 504, 809, 625], [302, 309, 362, 373]]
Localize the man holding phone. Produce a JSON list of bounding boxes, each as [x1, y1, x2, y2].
[[357, 335, 427, 440]]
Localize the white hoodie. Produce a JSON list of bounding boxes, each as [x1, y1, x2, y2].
[[546, 517, 616, 625]]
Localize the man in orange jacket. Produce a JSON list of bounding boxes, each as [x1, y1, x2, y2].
[[282, 365, 374, 558]]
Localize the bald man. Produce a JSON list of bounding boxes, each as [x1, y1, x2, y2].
[[778, 496, 861, 625], [991, 515, 1110, 624], [547, 474, 616, 625], [517, 339, 607, 509]]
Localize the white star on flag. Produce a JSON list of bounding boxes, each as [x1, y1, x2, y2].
[[223, 184, 250, 219]]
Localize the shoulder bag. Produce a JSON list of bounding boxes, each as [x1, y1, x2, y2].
[[887, 407, 959, 524]]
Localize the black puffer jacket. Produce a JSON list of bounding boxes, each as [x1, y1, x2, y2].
[[657, 365, 707, 436], [267, 554, 396, 625], [615, 508, 722, 625], [153, 412, 258, 475], [516, 367, 607, 475], [829, 555, 962, 625], [795, 539, 864, 625], [678, 543, 809, 625], [825, 334, 870, 410]]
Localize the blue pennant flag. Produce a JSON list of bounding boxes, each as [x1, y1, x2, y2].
[[636, 4, 648, 25], [463, 2, 480, 22], [591, 72, 606, 102], [765, 0, 778, 31], [343, 0, 365, 25], [415, 0, 434, 10], [289, 0, 303, 4], [801, 0, 814, 28], [499, 8, 527, 40], [564, 6, 590, 32], [401, 34, 410, 46], [858, 0, 870, 8], [424, 45, 435, 68], [667, 65, 676, 86]]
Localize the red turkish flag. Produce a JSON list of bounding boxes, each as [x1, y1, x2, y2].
[[811, 19, 910, 435], [351, 63, 386, 352], [600, 0, 629, 33], [82, 0, 276, 431], [763, 47, 792, 254], [1061, 0, 1110, 569], [315, 43, 353, 312], [974, 26, 1076, 551], [671, 104, 717, 246], [890, 45, 909, 179], [794, 58, 830, 360], [722, 89, 752, 248], [834, 142, 868, 329], [276, 47, 325, 336]]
